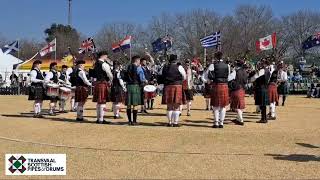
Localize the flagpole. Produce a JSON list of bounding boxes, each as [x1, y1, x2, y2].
[[54, 38, 57, 62], [17, 39, 20, 60], [204, 22, 207, 66]]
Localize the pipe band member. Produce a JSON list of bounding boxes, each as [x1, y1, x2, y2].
[[110, 61, 126, 119], [161, 54, 186, 127], [75, 60, 92, 121], [28, 60, 45, 118], [45, 62, 59, 116], [92, 51, 113, 124]]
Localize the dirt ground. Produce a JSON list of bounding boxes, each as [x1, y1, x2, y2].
[[0, 95, 319, 179]]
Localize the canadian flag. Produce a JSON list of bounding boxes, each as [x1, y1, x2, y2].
[[256, 33, 276, 52], [40, 38, 56, 57]]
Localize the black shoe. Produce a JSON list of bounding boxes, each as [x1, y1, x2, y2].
[[49, 112, 56, 116], [282, 103, 285, 106], [173, 124, 180, 127], [102, 120, 111, 124], [232, 119, 244, 126], [114, 116, 117, 119], [256, 120, 267, 123], [37, 114, 44, 118], [132, 122, 138, 126], [76, 118, 84, 122], [167, 123, 172, 127], [133, 110, 138, 124], [219, 125, 224, 128], [212, 125, 219, 128], [206, 108, 209, 111], [143, 110, 148, 114], [150, 107, 154, 110], [187, 112, 191, 116], [269, 116, 276, 120], [128, 121, 133, 126], [33, 114, 38, 118]]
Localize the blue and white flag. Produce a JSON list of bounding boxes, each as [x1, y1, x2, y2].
[[200, 31, 221, 48], [2, 40, 19, 55]]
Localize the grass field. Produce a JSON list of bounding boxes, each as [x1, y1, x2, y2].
[[0, 95, 319, 179]]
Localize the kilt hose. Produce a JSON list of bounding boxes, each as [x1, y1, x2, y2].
[[75, 86, 89, 103], [28, 84, 45, 101], [203, 83, 212, 98], [230, 88, 245, 110], [268, 83, 279, 103], [93, 81, 110, 104], [211, 83, 229, 107], [126, 84, 142, 106], [254, 87, 269, 106], [162, 85, 183, 105]]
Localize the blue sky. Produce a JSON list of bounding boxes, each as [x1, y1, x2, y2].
[[0, 0, 318, 41]]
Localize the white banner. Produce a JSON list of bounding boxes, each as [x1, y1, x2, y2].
[[5, 154, 66, 176]]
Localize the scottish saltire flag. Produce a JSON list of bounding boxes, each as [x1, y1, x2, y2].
[[2, 40, 19, 55], [152, 36, 173, 53], [79, 37, 95, 54], [112, 36, 132, 53], [302, 32, 320, 50], [200, 31, 221, 48]]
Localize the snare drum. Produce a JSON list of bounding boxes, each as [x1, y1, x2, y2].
[[46, 83, 60, 97], [59, 87, 71, 100], [144, 85, 157, 93]]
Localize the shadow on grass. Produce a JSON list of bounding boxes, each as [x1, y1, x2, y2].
[[265, 153, 320, 162], [296, 143, 319, 149]]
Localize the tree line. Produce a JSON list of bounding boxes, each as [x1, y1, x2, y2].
[[1, 4, 320, 65]]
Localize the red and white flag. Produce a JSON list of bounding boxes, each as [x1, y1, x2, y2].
[[256, 33, 276, 51], [79, 37, 95, 54], [40, 38, 56, 57]]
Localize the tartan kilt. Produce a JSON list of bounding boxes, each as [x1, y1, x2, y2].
[[211, 83, 229, 107], [278, 82, 289, 95], [92, 81, 110, 104], [230, 88, 245, 109], [162, 85, 183, 105], [254, 87, 269, 106], [144, 92, 156, 100], [110, 85, 126, 104], [28, 85, 45, 101], [75, 86, 89, 103], [203, 83, 212, 98], [268, 83, 279, 103], [126, 84, 142, 106]]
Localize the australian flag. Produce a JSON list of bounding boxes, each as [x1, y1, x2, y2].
[[1, 40, 19, 55], [152, 36, 172, 53], [302, 33, 320, 50]]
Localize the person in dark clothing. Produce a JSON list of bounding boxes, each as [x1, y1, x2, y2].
[[110, 62, 126, 119], [251, 60, 271, 123], [125, 55, 147, 126]]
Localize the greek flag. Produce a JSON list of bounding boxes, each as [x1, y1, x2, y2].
[[200, 31, 221, 48]]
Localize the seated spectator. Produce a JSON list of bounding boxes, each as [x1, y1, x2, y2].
[[293, 72, 303, 82]]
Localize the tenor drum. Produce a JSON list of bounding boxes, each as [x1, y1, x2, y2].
[[59, 87, 71, 100], [144, 85, 157, 93]]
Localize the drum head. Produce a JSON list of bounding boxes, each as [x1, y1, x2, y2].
[[144, 85, 157, 92], [47, 83, 59, 88], [60, 87, 71, 92]]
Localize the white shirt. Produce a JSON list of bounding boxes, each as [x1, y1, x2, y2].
[[78, 68, 92, 86], [116, 70, 126, 91], [278, 70, 288, 81], [30, 68, 44, 83], [99, 59, 113, 82], [250, 69, 265, 82], [178, 65, 187, 80], [228, 69, 236, 81], [186, 67, 193, 89], [44, 70, 60, 83]]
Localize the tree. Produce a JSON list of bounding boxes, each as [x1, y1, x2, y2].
[[19, 39, 43, 60], [44, 23, 80, 58]]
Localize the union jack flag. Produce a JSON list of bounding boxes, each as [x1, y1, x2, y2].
[[78, 37, 96, 54]]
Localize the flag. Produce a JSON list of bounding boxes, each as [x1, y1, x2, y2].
[[256, 33, 276, 51], [200, 31, 221, 48], [39, 38, 56, 57], [2, 40, 19, 55], [79, 37, 95, 54], [302, 32, 320, 50], [112, 36, 132, 53], [151, 36, 173, 53]]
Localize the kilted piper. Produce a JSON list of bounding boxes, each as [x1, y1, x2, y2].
[[161, 54, 186, 127], [268, 66, 278, 120], [75, 60, 92, 121], [28, 60, 45, 118], [92, 51, 113, 124], [125, 55, 147, 126], [230, 60, 248, 126], [110, 62, 126, 119], [251, 60, 271, 123], [44, 62, 59, 116], [207, 51, 230, 128]]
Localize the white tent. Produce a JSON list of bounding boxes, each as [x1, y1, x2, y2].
[[0, 49, 23, 87]]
